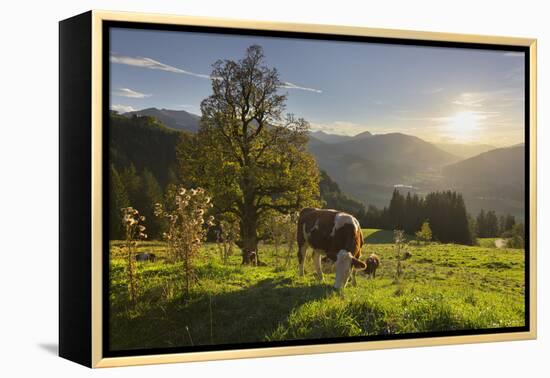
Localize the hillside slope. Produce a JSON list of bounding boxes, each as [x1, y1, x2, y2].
[[123, 107, 200, 133], [436, 142, 496, 159], [109, 112, 182, 187], [335, 132, 458, 168], [443, 145, 525, 217]]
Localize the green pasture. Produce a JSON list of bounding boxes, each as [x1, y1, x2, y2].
[[108, 232, 525, 351]]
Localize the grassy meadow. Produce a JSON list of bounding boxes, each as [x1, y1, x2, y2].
[[109, 229, 525, 351]]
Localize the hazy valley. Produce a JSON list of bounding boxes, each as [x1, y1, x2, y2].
[[118, 107, 525, 219]]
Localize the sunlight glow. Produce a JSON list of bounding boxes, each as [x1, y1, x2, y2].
[[445, 111, 482, 142]]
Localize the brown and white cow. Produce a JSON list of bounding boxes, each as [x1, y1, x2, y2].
[[297, 208, 366, 289]]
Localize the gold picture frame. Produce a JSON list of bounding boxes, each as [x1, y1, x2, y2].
[[59, 10, 537, 368]]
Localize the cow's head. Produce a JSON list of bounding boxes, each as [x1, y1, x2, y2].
[[334, 250, 366, 289]]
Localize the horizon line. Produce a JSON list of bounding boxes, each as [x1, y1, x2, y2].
[[111, 105, 524, 148]]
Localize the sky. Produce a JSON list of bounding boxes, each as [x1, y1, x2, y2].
[[110, 27, 525, 147]]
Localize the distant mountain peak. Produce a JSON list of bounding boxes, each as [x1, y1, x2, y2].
[[354, 130, 372, 139], [122, 107, 200, 133], [310, 129, 374, 144], [309, 130, 353, 144]]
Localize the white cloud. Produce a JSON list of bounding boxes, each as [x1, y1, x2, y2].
[[451, 89, 524, 109], [310, 121, 366, 135], [279, 81, 323, 93], [110, 53, 212, 79], [452, 92, 485, 107], [113, 87, 151, 98], [111, 53, 322, 94], [111, 104, 136, 113]]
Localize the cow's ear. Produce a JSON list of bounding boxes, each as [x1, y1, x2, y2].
[[352, 258, 366, 270]]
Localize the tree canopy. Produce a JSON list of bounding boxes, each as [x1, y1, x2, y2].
[[177, 45, 320, 262]]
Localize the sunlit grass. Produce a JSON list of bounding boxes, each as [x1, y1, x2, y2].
[[108, 239, 525, 351]]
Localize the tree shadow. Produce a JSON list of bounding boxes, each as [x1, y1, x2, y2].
[[109, 277, 336, 351], [364, 230, 395, 244]]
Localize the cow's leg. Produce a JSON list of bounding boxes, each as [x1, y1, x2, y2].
[[313, 250, 324, 282], [351, 268, 358, 287], [298, 242, 307, 277]]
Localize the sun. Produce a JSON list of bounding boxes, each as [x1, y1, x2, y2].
[[445, 111, 481, 142]]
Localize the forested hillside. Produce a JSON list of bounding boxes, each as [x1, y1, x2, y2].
[[108, 112, 369, 239], [123, 107, 200, 133], [109, 111, 182, 188]]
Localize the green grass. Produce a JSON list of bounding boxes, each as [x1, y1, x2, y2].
[[108, 234, 525, 351]]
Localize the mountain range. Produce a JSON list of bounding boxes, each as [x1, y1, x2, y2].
[[123, 108, 201, 133], [118, 107, 525, 218], [442, 145, 525, 218], [310, 130, 370, 144], [435, 142, 496, 159]]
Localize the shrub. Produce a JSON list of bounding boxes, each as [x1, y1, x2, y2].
[[265, 213, 297, 268], [154, 187, 214, 300], [503, 223, 525, 249], [216, 218, 240, 265], [121, 207, 147, 305], [415, 221, 432, 244]]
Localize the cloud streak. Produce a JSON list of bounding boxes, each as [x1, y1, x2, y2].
[[111, 53, 322, 93], [452, 89, 523, 109], [111, 53, 212, 79], [111, 104, 136, 113], [279, 81, 323, 93], [113, 87, 151, 98], [452, 92, 485, 108], [310, 121, 365, 135]]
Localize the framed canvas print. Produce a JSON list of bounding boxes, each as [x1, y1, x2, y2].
[[59, 10, 537, 368]]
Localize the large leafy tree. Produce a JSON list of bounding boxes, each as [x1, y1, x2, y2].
[[177, 45, 320, 263]]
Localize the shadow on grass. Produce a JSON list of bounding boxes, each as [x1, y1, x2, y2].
[[364, 230, 395, 244], [364, 229, 415, 244], [110, 277, 335, 351]]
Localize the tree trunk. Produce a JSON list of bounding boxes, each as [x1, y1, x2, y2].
[[240, 213, 259, 264], [240, 164, 260, 265]]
